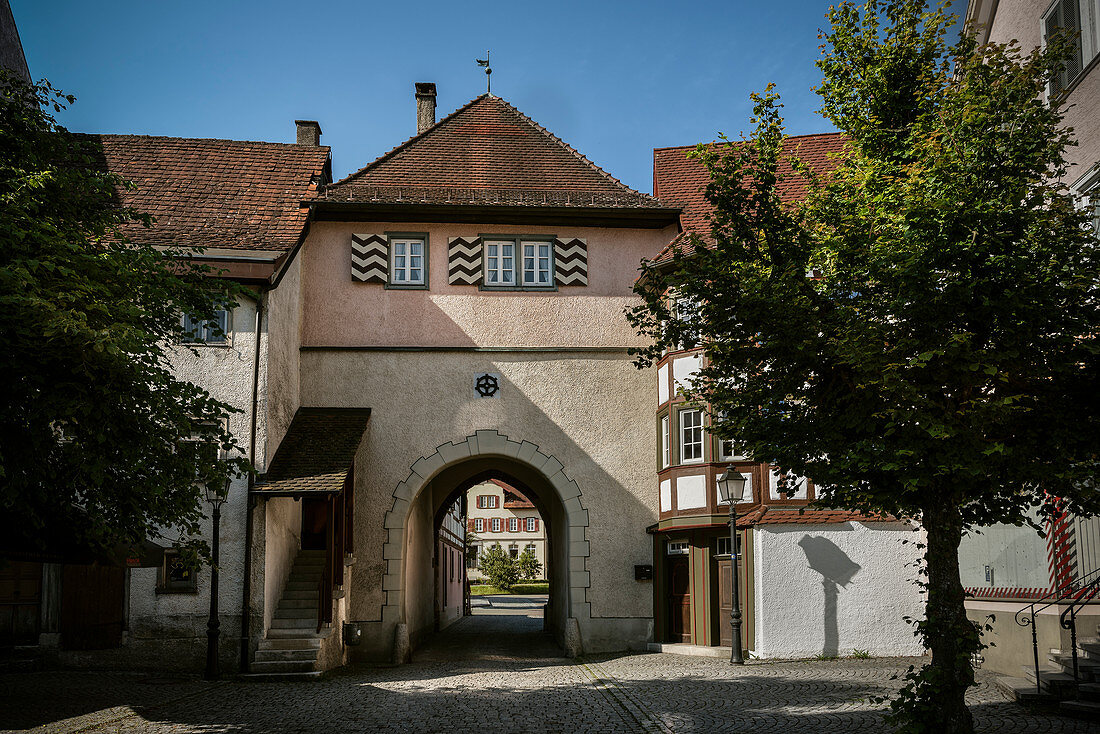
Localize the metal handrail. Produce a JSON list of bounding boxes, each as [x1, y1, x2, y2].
[[1014, 565, 1100, 695]]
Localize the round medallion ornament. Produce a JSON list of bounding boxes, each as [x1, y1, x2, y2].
[[474, 373, 500, 398]]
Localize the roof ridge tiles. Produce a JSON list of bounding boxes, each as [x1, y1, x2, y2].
[[652, 131, 846, 154], [88, 132, 332, 151]]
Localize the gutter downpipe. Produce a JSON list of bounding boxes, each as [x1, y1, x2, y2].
[[240, 292, 264, 673]]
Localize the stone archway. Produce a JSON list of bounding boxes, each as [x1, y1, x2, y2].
[[381, 430, 590, 660]]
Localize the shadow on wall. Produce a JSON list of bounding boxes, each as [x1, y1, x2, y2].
[[797, 535, 862, 657]]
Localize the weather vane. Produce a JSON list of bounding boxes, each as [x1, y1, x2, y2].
[[476, 51, 492, 95]]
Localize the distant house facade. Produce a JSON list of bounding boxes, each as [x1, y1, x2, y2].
[[466, 479, 548, 582]]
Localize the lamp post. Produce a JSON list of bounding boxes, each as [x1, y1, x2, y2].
[[716, 469, 748, 665], [204, 475, 230, 680]]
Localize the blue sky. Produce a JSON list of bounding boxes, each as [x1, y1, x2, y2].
[[13, 0, 966, 194]]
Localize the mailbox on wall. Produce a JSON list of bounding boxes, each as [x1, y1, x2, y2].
[[634, 564, 654, 581]]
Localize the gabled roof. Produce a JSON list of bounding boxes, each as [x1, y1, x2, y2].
[[650, 132, 847, 263], [321, 95, 665, 211], [90, 134, 330, 255], [252, 408, 370, 495]]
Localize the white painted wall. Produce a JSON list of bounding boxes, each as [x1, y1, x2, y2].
[[128, 294, 268, 661], [752, 522, 925, 659]]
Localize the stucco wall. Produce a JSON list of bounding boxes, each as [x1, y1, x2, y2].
[[262, 496, 302, 632], [959, 518, 1049, 591], [751, 522, 925, 659], [265, 254, 302, 461], [404, 484, 436, 646], [126, 296, 266, 666], [300, 221, 676, 348], [301, 350, 657, 647], [983, 0, 1100, 181]]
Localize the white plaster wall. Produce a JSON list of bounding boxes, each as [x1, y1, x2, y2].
[[751, 522, 925, 659], [676, 474, 707, 510], [262, 497, 302, 631], [129, 296, 266, 652]]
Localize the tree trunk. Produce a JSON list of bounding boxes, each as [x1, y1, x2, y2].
[[920, 497, 976, 733]]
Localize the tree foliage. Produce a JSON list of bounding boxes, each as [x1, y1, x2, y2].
[[629, 2, 1100, 731], [479, 544, 521, 592], [0, 73, 249, 560], [516, 547, 543, 581]]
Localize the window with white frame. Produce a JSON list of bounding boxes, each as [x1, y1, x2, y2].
[[1075, 165, 1100, 239], [508, 543, 519, 559], [474, 518, 484, 533], [525, 543, 536, 555], [660, 414, 671, 468], [522, 241, 553, 285], [666, 540, 689, 556], [181, 309, 230, 345], [485, 241, 515, 285], [508, 517, 519, 532], [719, 439, 748, 462], [525, 517, 537, 532], [476, 495, 498, 509], [1043, 0, 1100, 95], [679, 408, 704, 463], [389, 237, 426, 286], [491, 518, 501, 532]]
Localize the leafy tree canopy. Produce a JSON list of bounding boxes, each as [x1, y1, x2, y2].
[[630, 2, 1099, 731], [0, 73, 249, 561]]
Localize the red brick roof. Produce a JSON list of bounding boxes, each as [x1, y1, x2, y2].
[[650, 132, 848, 263], [750, 506, 897, 525], [90, 135, 330, 253], [322, 95, 663, 210]]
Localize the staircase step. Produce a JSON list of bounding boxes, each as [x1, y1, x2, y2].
[[266, 627, 324, 639], [255, 648, 319, 663], [274, 607, 317, 620], [259, 636, 322, 650], [994, 676, 1054, 703], [1021, 666, 1080, 699], [284, 582, 319, 592], [1048, 653, 1100, 680], [278, 599, 316, 609], [271, 617, 318, 630], [1059, 699, 1100, 719], [249, 659, 316, 674], [1079, 682, 1100, 702], [281, 592, 319, 602], [239, 670, 324, 683]]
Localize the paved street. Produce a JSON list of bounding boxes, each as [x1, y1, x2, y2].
[[2, 607, 1097, 733]]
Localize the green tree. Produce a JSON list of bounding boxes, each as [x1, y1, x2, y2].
[[0, 73, 249, 560], [629, 3, 1100, 731], [479, 544, 520, 592], [516, 547, 542, 581]]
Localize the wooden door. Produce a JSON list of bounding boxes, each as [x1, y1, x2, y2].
[[666, 556, 691, 642], [715, 555, 746, 650], [0, 561, 42, 647], [60, 564, 125, 650]]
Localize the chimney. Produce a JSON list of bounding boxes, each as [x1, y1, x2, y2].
[[295, 120, 322, 146], [415, 82, 436, 134]]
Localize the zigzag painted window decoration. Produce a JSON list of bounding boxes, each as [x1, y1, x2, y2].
[[447, 237, 484, 285], [553, 238, 588, 286], [351, 234, 388, 283]]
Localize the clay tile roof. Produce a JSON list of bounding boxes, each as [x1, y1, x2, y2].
[[321, 94, 664, 210], [87, 134, 330, 253], [252, 408, 370, 495], [649, 132, 848, 264]]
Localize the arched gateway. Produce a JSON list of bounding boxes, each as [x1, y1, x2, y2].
[[382, 430, 590, 659]]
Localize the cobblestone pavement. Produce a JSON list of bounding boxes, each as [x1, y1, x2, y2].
[[2, 610, 1097, 734]]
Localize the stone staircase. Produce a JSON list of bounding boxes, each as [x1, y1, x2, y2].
[[247, 549, 327, 680], [996, 624, 1100, 719]]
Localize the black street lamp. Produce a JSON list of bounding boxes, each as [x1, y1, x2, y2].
[[716, 469, 748, 665], [204, 475, 231, 681]]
